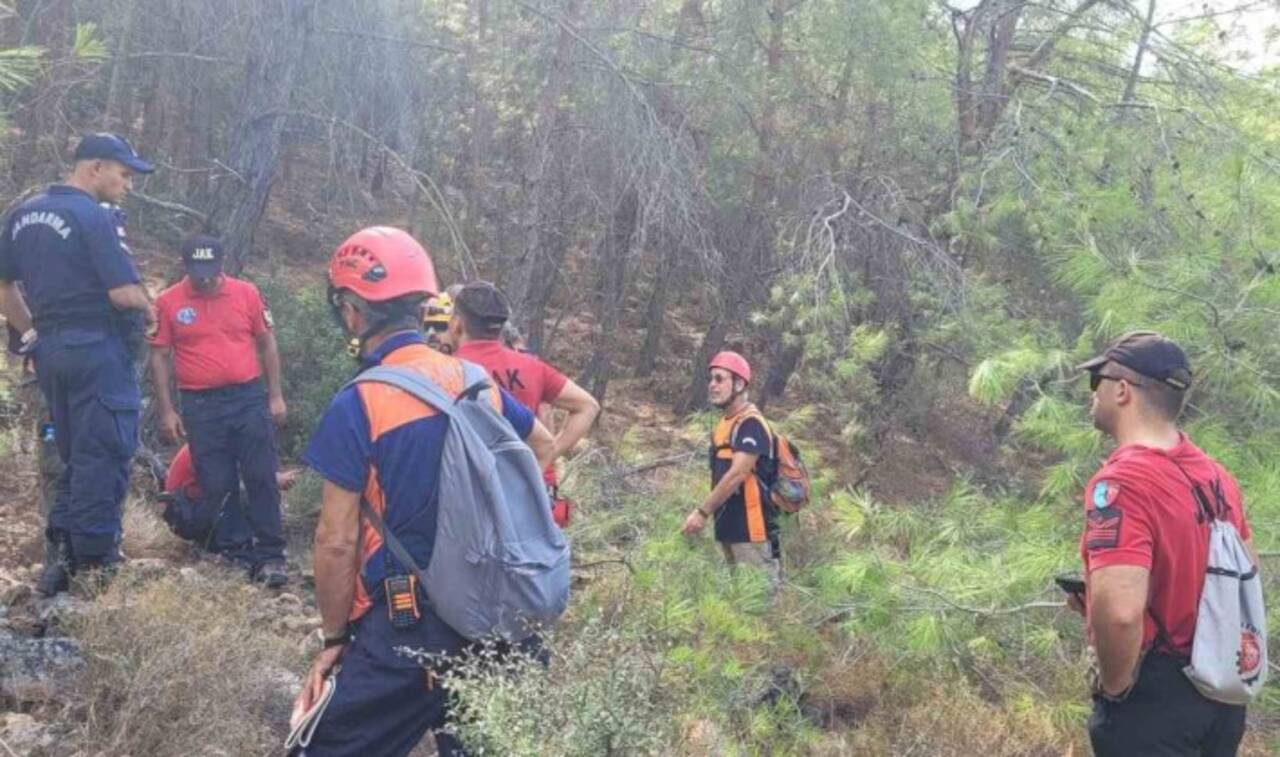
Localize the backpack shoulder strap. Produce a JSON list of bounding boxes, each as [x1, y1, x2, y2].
[[1164, 457, 1220, 523], [728, 410, 776, 458], [358, 497, 430, 591], [457, 359, 497, 406], [353, 364, 491, 415]]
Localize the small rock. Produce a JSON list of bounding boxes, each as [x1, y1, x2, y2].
[[275, 592, 303, 608], [178, 567, 201, 581], [0, 629, 82, 703], [36, 594, 89, 629], [1, 581, 32, 607], [0, 712, 56, 752]]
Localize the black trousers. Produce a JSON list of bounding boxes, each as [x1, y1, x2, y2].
[[1089, 652, 1246, 757], [181, 380, 285, 567]]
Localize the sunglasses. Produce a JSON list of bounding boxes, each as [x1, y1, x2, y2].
[[1089, 371, 1144, 392]]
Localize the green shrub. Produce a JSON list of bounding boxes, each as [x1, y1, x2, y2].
[[252, 277, 351, 458]]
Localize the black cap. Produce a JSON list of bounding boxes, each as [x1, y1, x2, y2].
[[455, 281, 511, 325], [1077, 330, 1192, 390], [73, 133, 155, 174], [181, 235, 224, 277]]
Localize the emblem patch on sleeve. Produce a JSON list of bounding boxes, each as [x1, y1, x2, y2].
[[1092, 480, 1119, 509], [263, 308, 274, 329], [1085, 507, 1123, 550]]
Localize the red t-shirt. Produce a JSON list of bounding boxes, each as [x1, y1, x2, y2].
[[455, 340, 569, 484], [455, 340, 568, 416], [151, 276, 271, 390], [1081, 434, 1252, 654], [165, 443, 202, 500]]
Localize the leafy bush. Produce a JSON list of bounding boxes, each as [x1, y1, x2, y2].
[[439, 615, 674, 756], [252, 277, 352, 458]]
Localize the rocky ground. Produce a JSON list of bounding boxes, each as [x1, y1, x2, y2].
[[0, 460, 322, 755]]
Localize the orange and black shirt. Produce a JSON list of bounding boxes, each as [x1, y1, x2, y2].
[[709, 405, 777, 544]]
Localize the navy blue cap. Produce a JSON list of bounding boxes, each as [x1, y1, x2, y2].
[[73, 133, 155, 174], [1077, 330, 1192, 390], [181, 235, 224, 277]]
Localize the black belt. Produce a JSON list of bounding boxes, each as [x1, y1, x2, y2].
[[180, 378, 264, 398], [34, 321, 115, 335]]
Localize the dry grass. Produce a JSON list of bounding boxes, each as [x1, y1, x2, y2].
[[847, 680, 1075, 756], [119, 498, 188, 562], [59, 565, 305, 757]]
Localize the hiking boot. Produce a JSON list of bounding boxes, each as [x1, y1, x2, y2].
[[255, 561, 288, 589], [35, 537, 71, 597]]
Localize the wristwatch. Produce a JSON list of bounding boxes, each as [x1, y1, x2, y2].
[[322, 627, 350, 649]]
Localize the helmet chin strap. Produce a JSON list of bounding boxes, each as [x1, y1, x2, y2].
[[348, 317, 396, 362], [330, 287, 394, 362]]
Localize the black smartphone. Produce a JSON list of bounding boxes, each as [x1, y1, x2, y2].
[[1054, 574, 1086, 596]]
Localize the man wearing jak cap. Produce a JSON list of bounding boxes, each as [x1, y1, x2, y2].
[[0, 132, 156, 595], [149, 235, 290, 587], [1069, 330, 1256, 754], [448, 281, 598, 527]]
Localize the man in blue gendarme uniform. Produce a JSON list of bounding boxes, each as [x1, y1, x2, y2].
[[0, 133, 157, 595]]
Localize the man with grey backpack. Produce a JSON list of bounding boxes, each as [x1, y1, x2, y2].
[[288, 227, 565, 757], [1070, 331, 1264, 756]]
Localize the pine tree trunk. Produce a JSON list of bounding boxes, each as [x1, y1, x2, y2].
[[582, 187, 639, 404], [205, 0, 316, 273], [634, 241, 675, 378]]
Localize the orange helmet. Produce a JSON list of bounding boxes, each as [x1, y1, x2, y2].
[[709, 350, 751, 385], [327, 226, 438, 302]]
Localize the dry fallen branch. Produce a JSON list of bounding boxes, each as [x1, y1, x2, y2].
[[572, 557, 636, 575], [620, 450, 699, 477], [129, 191, 208, 224], [903, 585, 1065, 616]]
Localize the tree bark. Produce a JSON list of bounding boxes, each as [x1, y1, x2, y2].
[[101, 0, 141, 131], [581, 186, 639, 404], [758, 340, 802, 410], [634, 240, 675, 378], [204, 0, 316, 273], [1121, 0, 1158, 105], [506, 0, 582, 343]]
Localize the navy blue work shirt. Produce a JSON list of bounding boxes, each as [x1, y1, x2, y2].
[[0, 185, 140, 331]]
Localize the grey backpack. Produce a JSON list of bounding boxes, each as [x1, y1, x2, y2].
[[352, 362, 570, 642], [1181, 477, 1267, 705]]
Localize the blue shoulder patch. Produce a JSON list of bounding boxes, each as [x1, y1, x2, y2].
[[1092, 480, 1119, 509]]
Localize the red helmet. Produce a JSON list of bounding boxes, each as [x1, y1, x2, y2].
[[709, 350, 751, 385], [327, 226, 438, 302]]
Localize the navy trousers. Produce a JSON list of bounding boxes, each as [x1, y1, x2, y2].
[[34, 328, 139, 561], [181, 380, 285, 567], [298, 602, 469, 757]]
